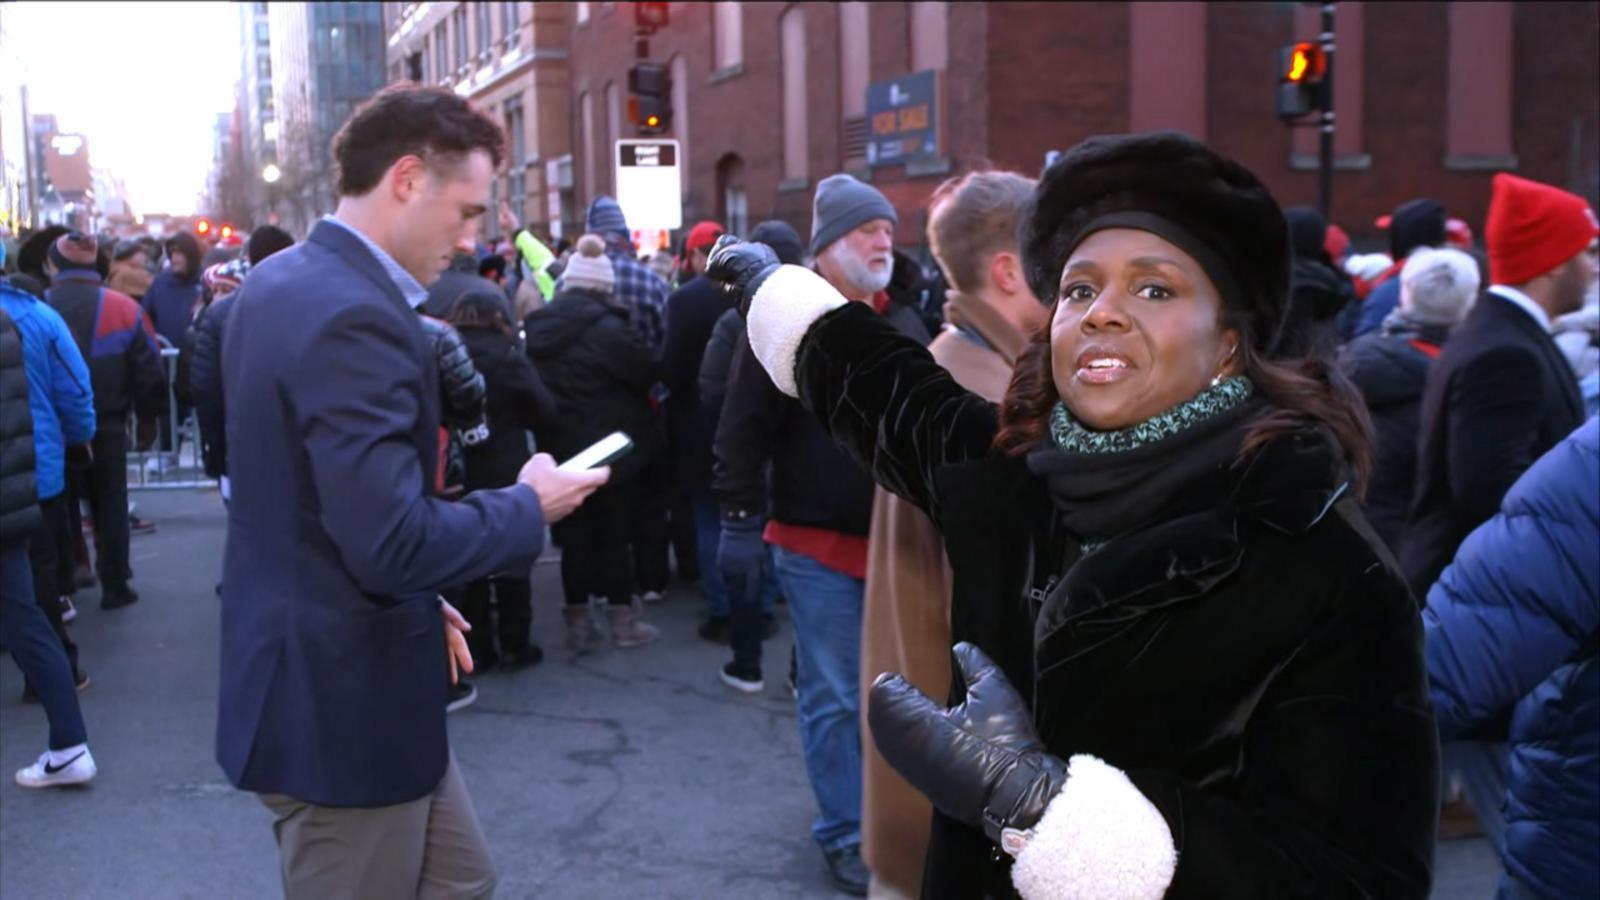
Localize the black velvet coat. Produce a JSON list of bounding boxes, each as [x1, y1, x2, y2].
[[793, 302, 1439, 899]]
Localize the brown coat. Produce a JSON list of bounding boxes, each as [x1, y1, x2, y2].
[[859, 291, 1029, 898]]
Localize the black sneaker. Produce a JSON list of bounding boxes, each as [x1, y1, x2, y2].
[[101, 586, 139, 610], [719, 662, 764, 693], [697, 616, 730, 644], [499, 645, 545, 672], [822, 845, 869, 896], [446, 680, 477, 713]]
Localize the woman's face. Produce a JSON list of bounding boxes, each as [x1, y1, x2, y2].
[[1049, 228, 1239, 430]]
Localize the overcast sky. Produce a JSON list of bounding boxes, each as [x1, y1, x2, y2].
[[10, 1, 242, 216]]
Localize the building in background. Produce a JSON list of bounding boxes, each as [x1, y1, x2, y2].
[[567, 1, 1600, 256], [0, 4, 35, 233], [270, 1, 386, 236], [382, 1, 573, 242], [238, 1, 278, 226]]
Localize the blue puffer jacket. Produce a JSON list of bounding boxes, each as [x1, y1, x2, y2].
[[0, 279, 96, 500], [1425, 417, 1599, 900]]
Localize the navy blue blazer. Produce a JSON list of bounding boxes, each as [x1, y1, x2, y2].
[[216, 220, 545, 807]]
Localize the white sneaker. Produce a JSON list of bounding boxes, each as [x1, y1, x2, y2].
[[15, 747, 96, 788], [639, 590, 665, 604], [59, 595, 77, 623]]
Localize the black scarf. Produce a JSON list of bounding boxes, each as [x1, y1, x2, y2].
[[1025, 398, 1268, 542]]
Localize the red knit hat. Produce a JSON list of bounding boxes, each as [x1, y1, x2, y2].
[[1486, 172, 1599, 286], [683, 220, 725, 255]]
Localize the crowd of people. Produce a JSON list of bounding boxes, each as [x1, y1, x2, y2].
[[1, 81, 1596, 900]]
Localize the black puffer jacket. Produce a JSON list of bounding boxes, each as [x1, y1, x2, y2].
[[523, 287, 659, 482], [661, 274, 734, 491], [1281, 258, 1355, 360], [191, 288, 238, 478], [698, 307, 743, 426], [418, 314, 486, 431], [713, 298, 929, 530], [1338, 322, 1448, 553], [0, 306, 39, 541], [458, 325, 557, 490]]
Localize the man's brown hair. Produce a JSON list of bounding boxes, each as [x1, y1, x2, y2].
[[926, 170, 1037, 293], [331, 84, 505, 197]]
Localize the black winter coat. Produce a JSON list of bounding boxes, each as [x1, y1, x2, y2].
[[1337, 323, 1447, 552], [1402, 291, 1586, 597], [0, 307, 39, 541], [191, 288, 239, 478], [1282, 257, 1354, 359], [697, 307, 743, 424], [713, 300, 929, 529], [788, 301, 1438, 899], [458, 326, 557, 490], [523, 287, 659, 482], [661, 274, 734, 491], [45, 272, 166, 431]]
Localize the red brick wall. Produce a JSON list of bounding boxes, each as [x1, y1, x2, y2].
[[566, 1, 1598, 255]]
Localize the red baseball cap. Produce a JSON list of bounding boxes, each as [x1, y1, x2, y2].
[[683, 220, 726, 255]]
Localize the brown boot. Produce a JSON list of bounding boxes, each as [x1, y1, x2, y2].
[[606, 600, 660, 649], [563, 604, 603, 654]]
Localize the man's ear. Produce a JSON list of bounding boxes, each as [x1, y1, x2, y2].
[[989, 251, 1025, 295], [390, 155, 427, 202]]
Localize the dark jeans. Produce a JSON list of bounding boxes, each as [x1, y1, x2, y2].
[[28, 495, 79, 676], [669, 490, 698, 581], [76, 428, 133, 590], [460, 576, 533, 667], [552, 483, 634, 607], [2, 540, 87, 749], [628, 455, 672, 594]]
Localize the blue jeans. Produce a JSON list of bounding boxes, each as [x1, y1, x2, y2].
[[0, 541, 87, 749], [771, 545, 863, 852], [690, 492, 776, 620]]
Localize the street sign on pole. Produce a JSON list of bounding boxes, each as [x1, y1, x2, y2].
[[614, 139, 682, 231]]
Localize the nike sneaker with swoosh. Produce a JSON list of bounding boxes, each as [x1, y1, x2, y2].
[[15, 748, 97, 788]]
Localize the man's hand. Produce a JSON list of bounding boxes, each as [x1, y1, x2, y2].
[[440, 597, 473, 685], [517, 452, 609, 523], [498, 201, 520, 237]]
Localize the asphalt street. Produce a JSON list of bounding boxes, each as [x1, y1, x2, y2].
[[0, 489, 1503, 899]]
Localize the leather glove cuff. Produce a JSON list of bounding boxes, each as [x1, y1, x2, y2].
[[980, 752, 1070, 845]]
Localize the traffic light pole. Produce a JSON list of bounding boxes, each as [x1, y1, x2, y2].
[[1318, 2, 1336, 220]]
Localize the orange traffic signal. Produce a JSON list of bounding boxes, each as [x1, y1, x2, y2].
[[196, 219, 212, 235], [220, 224, 234, 239], [1285, 42, 1326, 83], [1277, 42, 1328, 120]]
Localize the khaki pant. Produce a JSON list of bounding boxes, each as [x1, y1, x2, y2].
[[258, 755, 495, 900]]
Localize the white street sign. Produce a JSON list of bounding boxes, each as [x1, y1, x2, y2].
[[614, 139, 681, 231]]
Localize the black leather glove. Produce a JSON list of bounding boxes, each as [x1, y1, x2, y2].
[[868, 642, 1069, 847], [704, 235, 782, 317]]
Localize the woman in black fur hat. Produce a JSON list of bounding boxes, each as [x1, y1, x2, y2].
[[705, 132, 1437, 899]]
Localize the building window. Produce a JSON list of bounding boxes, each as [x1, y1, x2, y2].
[[576, 2, 590, 26], [258, 55, 272, 79], [406, 51, 423, 82], [780, 6, 808, 182], [605, 81, 621, 194], [256, 21, 269, 42], [475, 1, 492, 56], [1446, 2, 1516, 167], [716, 153, 748, 237], [670, 54, 689, 189], [434, 24, 448, 81], [453, 6, 468, 70], [909, 1, 947, 72], [501, 2, 519, 46], [713, 2, 742, 72], [505, 95, 527, 222], [838, 1, 868, 164]]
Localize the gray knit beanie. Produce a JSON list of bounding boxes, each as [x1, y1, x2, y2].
[[809, 174, 897, 257]]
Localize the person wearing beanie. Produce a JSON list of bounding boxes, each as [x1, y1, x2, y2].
[[1338, 247, 1480, 551], [43, 232, 165, 610], [710, 171, 929, 895], [706, 130, 1437, 899], [1346, 198, 1450, 339], [1403, 173, 1595, 600], [524, 232, 661, 651], [246, 225, 295, 268], [584, 195, 670, 353], [1281, 206, 1355, 358], [107, 239, 154, 301]]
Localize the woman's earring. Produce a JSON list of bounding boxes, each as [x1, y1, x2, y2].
[[1211, 344, 1238, 386]]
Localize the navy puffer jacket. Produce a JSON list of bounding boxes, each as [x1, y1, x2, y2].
[[1425, 417, 1599, 900]]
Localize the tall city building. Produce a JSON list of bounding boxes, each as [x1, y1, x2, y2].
[[0, 3, 36, 231], [382, 1, 572, 241], [238, 1, 277, 224], [270, 2, 386, 236]]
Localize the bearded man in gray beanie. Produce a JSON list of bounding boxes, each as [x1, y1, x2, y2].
[[710, 173, 928, 895]]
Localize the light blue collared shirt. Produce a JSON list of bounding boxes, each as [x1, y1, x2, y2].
[[321, 214, 428, 309]]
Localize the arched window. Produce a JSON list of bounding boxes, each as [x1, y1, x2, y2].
[[713, 2, 742, 72], [780, 5, 808, 182], [716, 153, 748, 237]]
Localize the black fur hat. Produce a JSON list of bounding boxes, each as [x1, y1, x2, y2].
[[1020, 131, 1291, 353]]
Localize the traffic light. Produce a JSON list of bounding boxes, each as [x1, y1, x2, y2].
[[1276, 41, 1327, 120], [220, 224, 234, 240], [196, 218, 212, 236], [628, 62, 671, 135]]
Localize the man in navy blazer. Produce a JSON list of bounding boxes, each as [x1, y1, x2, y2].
[[217, 85, 608, 899]]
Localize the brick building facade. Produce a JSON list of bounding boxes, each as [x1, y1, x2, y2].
[[565, 1, 1599, 254]]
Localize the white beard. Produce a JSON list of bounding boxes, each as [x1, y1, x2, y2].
[[824, 241, 893, 296]]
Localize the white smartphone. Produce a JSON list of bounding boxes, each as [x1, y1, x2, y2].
[[557, 432, 634, 472]]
